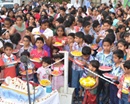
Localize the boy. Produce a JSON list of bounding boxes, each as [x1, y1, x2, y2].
[[37, 57, 52, 82], [96, 38, 113, 104], [110, 49, 124, 104], [82, 21, 91, 36], [82, 60, 100, 104], [1, 42, 17, 78], [118, 60, 130, 104], [71, 32, 87, 98]]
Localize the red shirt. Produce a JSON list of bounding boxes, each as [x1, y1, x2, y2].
[[30, 49, 48, 69]]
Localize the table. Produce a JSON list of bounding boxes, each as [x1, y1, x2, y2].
[[0, 89, 60, 104]]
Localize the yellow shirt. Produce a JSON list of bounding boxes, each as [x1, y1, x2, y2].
[[122, 76, 130, 94]]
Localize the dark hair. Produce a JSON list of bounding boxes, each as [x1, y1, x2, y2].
[[24, 35, 31, 42], [21, 50, 30, 57], [124, 60, 130, 69], [26, 26, 34, 32], [42, 56, 52, 64], [10, 33, 21, 45], [0, 29, 7, 36], [92, 20, 100, 28], [82, 46, 91, 55], [56, 17, 64, 24], [124, 32, 130, 37], [16, 15, 23, 20], [83, 16, 92, 23], [53, 53, 64, 59], [35, 37, 44, 43], [60, 6, 66, 12], [40, 19, 49, 25], [75, 32, 84, 39], [103, 20, 112, 26], [117, 39, 128, 49], [84, 35, 93, 44], [68, 33, 75, 38], [103, 37, 113, 45], [113, 49, 124, 59], [83, 21, 91, 27], [106, 29, 114, 34], [52, 47, 60, 53], [56, 25, 66, 36], [116, 25, 126, 33], [64, 15, 75, 27], [4, 42, 13, 49], [105, 33, 115, 43], [4, 17, 12, 26], [77, 17, 83, 24], [90, 60, 100, 70]]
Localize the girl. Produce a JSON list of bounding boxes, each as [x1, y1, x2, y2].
[[117, 39, 128, 60], [52, 53, 64, 90], [52, 25, 67, 50], [19, 36, 33, 57], [48, 6, 56, 18], [82, 60, 100, 104], [3, 18, 12, 30], [28, 16, 36, 28], [7, 10, 15, 22], [10, 15, 26, 40]]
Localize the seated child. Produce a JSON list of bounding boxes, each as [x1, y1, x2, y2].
[[82, 60, 100, 104], [1, 42, 17, 78], [19, 51, 35, 81], [117, 60, 130, 104], [37, 57, 52, 82]]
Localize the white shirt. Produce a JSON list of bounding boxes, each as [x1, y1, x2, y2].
[[74, 2, 81, 10], [37, 66, 51, 81]]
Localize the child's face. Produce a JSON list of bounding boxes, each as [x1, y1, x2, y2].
[[41, 23, 49, 30], [117, 43, 126, 52], [42, 61, 48, 68], [52, 49, 58, 56], [23, 37, 30, 46], [4, 21, 11, 28], [26, 30, 31, 35], [36, 40, 44, 49], [124, 36, 130, 43], [103, 23, 111, 31], [124, 67, 130, 73], [88, 64, 96, 72], [55, 21, 60, 27], [82, 55, 90, 60], [67, 36, 74, 44], [84, 25, 91, 32], [94, 25, 100, 32], [4, 47, 13, 56], [16, 17, 23, 26], [113, 54, 122, 64], [103, 42, 111, 52], [74, 36, 81, 43], [119, 27, 125, 33], [29, 16, 35, 23], [57, 27, 64, 37]]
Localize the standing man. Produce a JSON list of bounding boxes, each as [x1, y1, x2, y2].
[[82, 0, 91, 12]]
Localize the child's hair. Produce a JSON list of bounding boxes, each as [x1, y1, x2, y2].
[[53, 53, 64, 59], [4, 17, 12, 26], [82, 46, 91, 55], [16, 15, 23, 20], [26, 26, 34, 32], [0, 29, 8, 36], [4, 42, 13, 49], [56, 17, 64, 24], [24, 35, 31, 42], [105, 33, 115, 43], [42, 56, 52, 64], [117, 39, 128, 49], [21, 50, 30, 57], [64, 15, 75, 27], [124, 32, 130, 38], [106, 29, 114, 34], [123, 60, 130, 69], [75, 32, 84, 40], [68, 33, 75, 38], [56, 25, 66, 36], [35, 37, 44, 43], [77, 17, 83, 24], [84, 35, 93, 44], [83, 21, 91, 28], [103, 37, 113, 45], [113, 49, 124, 59], [83, 16, 92, 23], [52, 47, 60, 53], [116, 25, 126, 33], [90, 60, 100, 71], [10, 33, 21, 45], [60, 6, 66, 12], [40, 19, 49, 25], [103, 20, 112, 26], [92, 20, 100, 29]]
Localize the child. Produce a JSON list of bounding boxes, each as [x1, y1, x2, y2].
[[19, 36, 33, 57], [117, 39, 128, 60], [82, 21, 91, 36], [52, 53, 64, 90], [19, 51, 35, 81], [71, 32, 87, 98], [118, 60, 130, 104], [110, 49, 124, 104], [52, 25, 67, 50], [96, 38, 113, 104], [82, 60, 100, 104], [30, 37, 48, 69], [2, 18, 12, 30], [1, 29, 11, 43], [52, 47, 60, 56], [37, 57, 52, 82], [1, 42, 17, 78]]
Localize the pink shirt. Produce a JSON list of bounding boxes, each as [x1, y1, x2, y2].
[[30, 49, 48, 69]]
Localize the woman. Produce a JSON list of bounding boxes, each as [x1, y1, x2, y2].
[[48, 6, 56, 18]]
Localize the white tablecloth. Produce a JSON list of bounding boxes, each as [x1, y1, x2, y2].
[[0, 89, 60, 104]]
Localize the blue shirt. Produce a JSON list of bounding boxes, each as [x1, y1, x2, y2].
[[96, 50, 113, 67], [82, 0, 91, 8]]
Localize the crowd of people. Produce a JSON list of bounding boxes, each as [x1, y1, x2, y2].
[[0, 0, 130, 104]]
